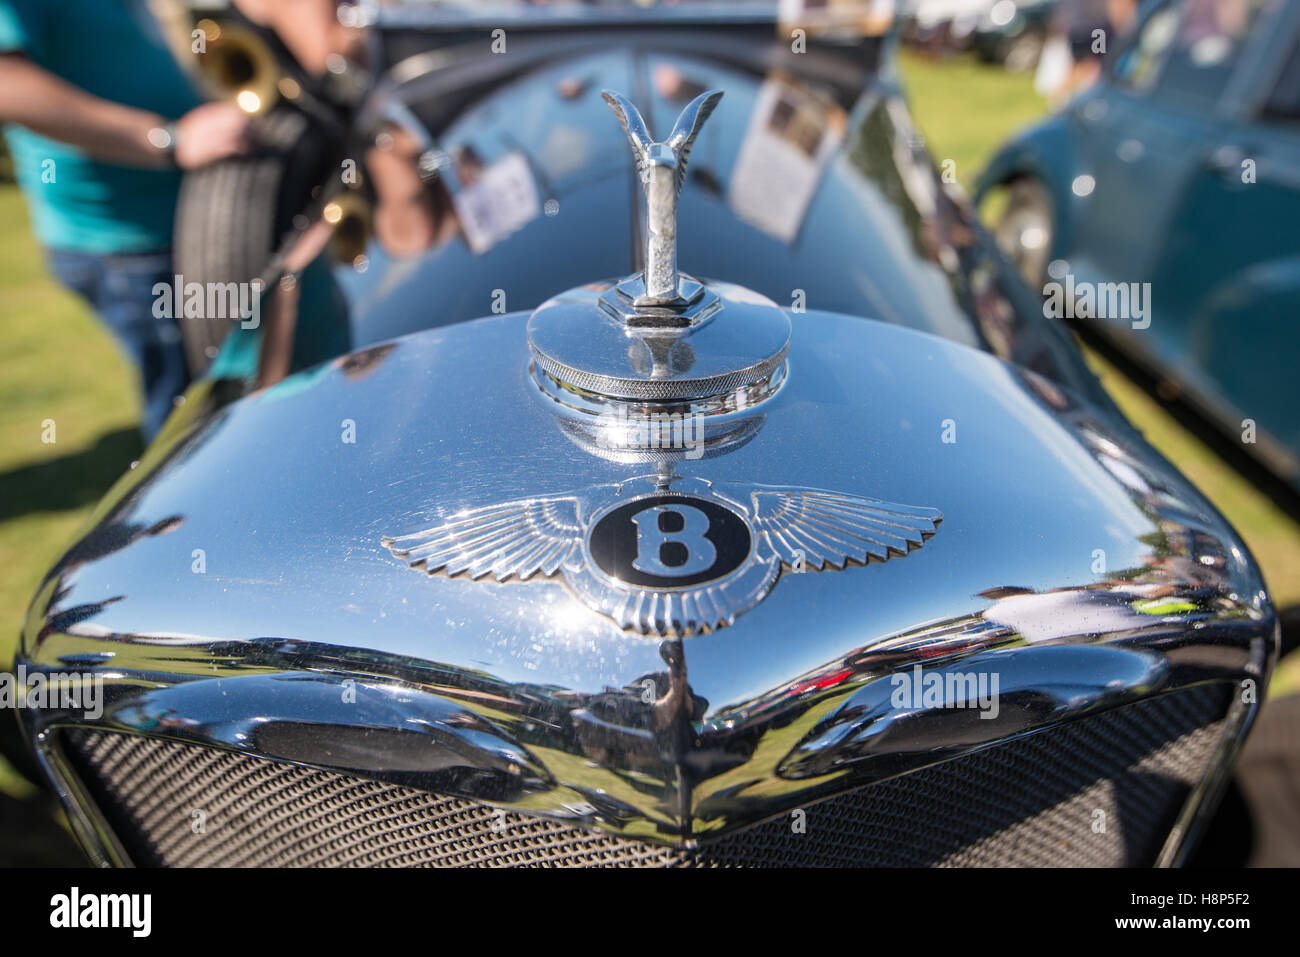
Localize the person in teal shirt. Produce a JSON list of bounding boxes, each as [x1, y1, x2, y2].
[[0, 0, 253, 439]]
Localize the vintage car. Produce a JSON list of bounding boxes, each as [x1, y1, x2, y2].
[[12, 1, 1278, 867], [977, 0, 1300, 500], [968, 0, 1058, 72]]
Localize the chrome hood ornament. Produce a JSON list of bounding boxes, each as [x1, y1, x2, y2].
[[384, 475, 941, 637], [526, 88, 791, 413], [385, 88, 946, 636], [601, 89, 722, 305]]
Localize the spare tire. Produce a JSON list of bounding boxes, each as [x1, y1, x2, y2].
[[173, 105, 340, 375]]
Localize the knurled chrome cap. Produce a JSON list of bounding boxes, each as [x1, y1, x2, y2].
[[527, 275, 791, 408]]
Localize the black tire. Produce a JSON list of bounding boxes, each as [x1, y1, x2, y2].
[[993, 177, 1054, 289], [173, 106, 337, 374]]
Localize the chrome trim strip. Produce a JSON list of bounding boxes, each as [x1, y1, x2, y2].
[[33, 729, 133, 868]]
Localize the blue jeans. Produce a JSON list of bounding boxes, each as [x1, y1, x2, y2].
[[46, 248, 191, 442]]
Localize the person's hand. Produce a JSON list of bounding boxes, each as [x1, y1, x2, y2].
[[173, 102, 255, 169]]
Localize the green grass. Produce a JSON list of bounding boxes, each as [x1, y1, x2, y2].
[[0, 186, 142, 678], [0, 184, 139, 858], [897, 49, 1051, 194]]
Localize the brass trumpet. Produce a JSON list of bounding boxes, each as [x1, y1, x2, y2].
[[323, 190, 374, 268], [193, 18, 300, 114]]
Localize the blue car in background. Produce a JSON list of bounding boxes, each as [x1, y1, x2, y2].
[[976, 0, 1300, 497]]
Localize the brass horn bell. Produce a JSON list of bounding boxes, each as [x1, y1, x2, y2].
[[323, 191, 374, 268], [193, 18, 295, 114]]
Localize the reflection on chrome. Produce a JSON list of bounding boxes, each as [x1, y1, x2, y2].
[[730, 75, 845, 243], [13, 4, 1278, 868]]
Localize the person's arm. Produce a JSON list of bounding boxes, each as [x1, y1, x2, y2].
[[0, 52, 251, 169], [233, 0, 365, 75]]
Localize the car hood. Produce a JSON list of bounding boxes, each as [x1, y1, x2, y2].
[[19, 304, 1275, 844]]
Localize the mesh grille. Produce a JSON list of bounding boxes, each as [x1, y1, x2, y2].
[[63, 683, 1230, 867]]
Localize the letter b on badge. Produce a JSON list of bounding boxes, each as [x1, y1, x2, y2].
[[631, 504, 716, 576], [587, 493, 750, 588]]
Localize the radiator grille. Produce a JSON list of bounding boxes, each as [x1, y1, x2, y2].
[[63, 683, 1230, 867]]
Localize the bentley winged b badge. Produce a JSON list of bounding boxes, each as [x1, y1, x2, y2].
[[385, 476, 942, 637], [383, 90, 942, 635]]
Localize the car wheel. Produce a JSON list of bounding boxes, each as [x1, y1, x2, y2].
[[994, 177, 1053, 288], [173, 106, 338, 375]]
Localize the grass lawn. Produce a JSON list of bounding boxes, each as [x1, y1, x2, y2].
[[0, 182, 141, 854], [0, 51, 1296, 815], [897, 50, 1053, 200], [0, 185, 142, 668]]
